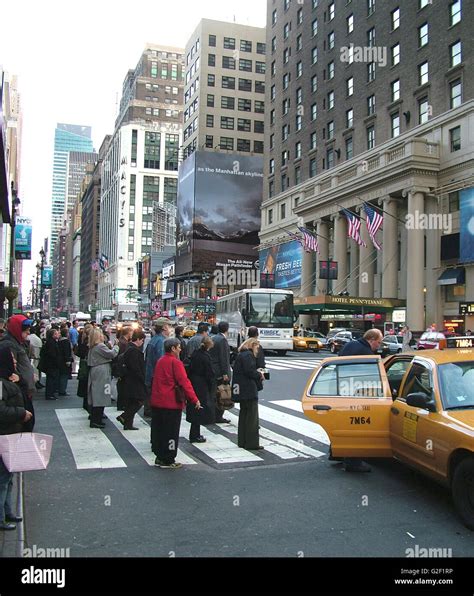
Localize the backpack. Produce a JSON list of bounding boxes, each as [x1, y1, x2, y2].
[[111, 352, 128, 379]]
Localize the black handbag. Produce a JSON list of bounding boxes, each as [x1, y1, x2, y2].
[[172, 359, 187, 403]]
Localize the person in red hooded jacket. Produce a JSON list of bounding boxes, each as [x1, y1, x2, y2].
[[0, 315, 36, 431], [151, 338, 202, 469]]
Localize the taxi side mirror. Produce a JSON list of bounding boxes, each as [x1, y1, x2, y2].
[[406, 392, 436, 413]]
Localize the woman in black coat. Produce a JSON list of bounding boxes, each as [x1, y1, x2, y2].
[[231, 338, 265, 451], [117, 329, 146, 430], [186, 336, 215, 442], [76, 325, 91, 411], [0, 346, 33, 530], [40, 329, 61, 401], [58, 327, 73, 396]]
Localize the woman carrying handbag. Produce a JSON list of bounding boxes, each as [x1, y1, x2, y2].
[[186, 336, 215, 443], [151, 338, 201, 469]]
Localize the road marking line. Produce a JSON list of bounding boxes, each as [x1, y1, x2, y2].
[[224, 411, 324, 459], [56, 409, 127, 470], [180, 419, 262, 463], [104, 408, 197, 466]]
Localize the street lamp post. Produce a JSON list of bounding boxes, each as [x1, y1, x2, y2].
[[39, 249, 46, 315], [35, 263, 41, 308], [7, 183, 21, 317]]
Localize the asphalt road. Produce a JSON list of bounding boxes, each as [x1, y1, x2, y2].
[[23, 350, 473, 561]]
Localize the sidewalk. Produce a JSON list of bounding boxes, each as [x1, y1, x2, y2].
[[0, 472, 24, 557]]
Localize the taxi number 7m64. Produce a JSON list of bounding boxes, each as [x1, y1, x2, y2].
[[350, 417, 371, 425]]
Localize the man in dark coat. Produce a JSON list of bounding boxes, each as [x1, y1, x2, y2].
[[144, 318, 173, 417], [117, 329, 146, 430], [184, 322, 209, 363], [335, 329, 383, 473], [41, 329, 61, 400], [187, 337, 215, 441], [0, 315, 36, 430], [209, 321, 231, 424]]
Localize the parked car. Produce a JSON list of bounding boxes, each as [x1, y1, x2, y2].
[[417, 332, 446, 350], [293, 330, 323, 353], [379, 334, 404, 356], [326, 328, 349, 340], [327, 330, 364, 354], [301, 348, 474, 530]]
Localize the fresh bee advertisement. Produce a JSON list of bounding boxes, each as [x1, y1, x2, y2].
[[14, 216, 33, 260], [259, 240, 302, 288]]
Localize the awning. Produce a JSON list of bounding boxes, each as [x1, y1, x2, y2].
[[437, 267, 465, 286]]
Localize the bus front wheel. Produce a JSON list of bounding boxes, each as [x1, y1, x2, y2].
[[276, 350, 287, 357]]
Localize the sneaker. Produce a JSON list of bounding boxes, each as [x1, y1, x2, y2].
[[159, 462, 182, 469]]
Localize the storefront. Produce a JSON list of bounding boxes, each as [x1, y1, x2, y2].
[[294, 295, 407, 334]]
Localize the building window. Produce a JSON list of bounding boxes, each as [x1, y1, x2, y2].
[[270, 133, 275, 149], [239, 78, 252, 92], [418, 23, 428, 47], [310, 132, 317, 150], [312, 47, 318, 65], [131, 129, 138, 166], [205, 135, 213, 148], [296, 115, 302, 131], [283, 47, 290, 64], [346, 108, 353, 128], [418, 97, 429, 123], [367, 62, 376, 82], [347, 14, 354, 33], [450, 126, 461, 151], [328, 2, 335, 20], [208, 54, 216, 67], [450, 40, 462, 67], [345, 137, 353, 160], [391, 112, 400, 138], [224, 37, 236, 49], [326, 148, 334, 169], [311, 103, 317, 121], [283, 22, 290, 39], [283, 73, 291, 89], [254, 141, 264, 154], [255, 100, 265, 114], [256, 61, 266, 74], [283, 98, 290, 115], [209, 34, 216, 47], [220, 116, 235, 130], [282, 124, 290, 140], [271, 84, 276, 101], [295, 166, 301, 185], [282, 150, 289, 165], [295, 141, 302, 159], [164, 177, 178, 205], [328, 61, 335, 80], [328, 31, 335, 50], [296, 34, 303, 52], [220, 137, 234, 150], [221, 96, 235, 110], [281, 203, 286, 219], [312, 74, 318, 93], [240, 40, 252, 52], [450, 79, 462, 108], [254, 121, 264, 134], [268, 208, 273, 224], [239, 59, 252, 72], [271, 37, 276, 53], [328, 90, 335, 110], [418, 61, 429, 85], [238, 98, 252, 112], [312, 0, 318, 8], [391, 43, 400, 66], [144, 131, 161, 169], [270, 110, 275, 125], [255, 81, 265, 94], [391, 80, 400, 102], [367, 27, 375, 48], [206, 114, 214, 127], [222, 56, 236, 69], [207, 94, 214, 107], [309, 158, 317, 178], [327, 120, 334, 139], [312, 18, 318, 36], [207, 74, 215, 87], [450, 0, 461, 26], [296, 87, 303, 105], [347, 77, 353, 96], [449, 191, 459, 210], [367, 125, 375, 149], [237, 139, 251, 152], [391, 7, 400, 30], [222, 76, 235, 89], [238, 118, 251, 132], [367, 0, 375, 16], [297, 7, 303, 25], [269, 158, 275, 174], [297, 61, 303, 77]]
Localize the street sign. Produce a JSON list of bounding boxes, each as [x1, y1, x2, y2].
[[14, 216, 33, 260]]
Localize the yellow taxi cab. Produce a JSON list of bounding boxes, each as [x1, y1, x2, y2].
[[293, 330, 323, 353], [301, 339, 474, 529], [183, 323, 198, 338]]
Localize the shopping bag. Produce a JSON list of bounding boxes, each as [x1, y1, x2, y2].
[[0, 433, 53, 472], [216, 384, 234, 410]]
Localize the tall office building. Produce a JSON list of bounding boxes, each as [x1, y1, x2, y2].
[[50, 123, 94, 251], [260, 0, 474, 333], [97, 45, 185, 308], [182, 19, 266, 160]]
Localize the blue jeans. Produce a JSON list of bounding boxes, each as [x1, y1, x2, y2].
[[0, 458, 14, 520]]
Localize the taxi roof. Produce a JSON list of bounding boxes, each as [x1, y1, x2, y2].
[[414, 349, 474, 364]]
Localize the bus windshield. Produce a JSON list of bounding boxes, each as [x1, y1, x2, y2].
[[245, 293, 293, 327], [119, 312, 138, 322]]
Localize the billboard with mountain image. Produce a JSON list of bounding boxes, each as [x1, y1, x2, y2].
[[176, 151, 263, 275]]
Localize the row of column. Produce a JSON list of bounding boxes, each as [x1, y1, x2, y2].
[[300, 190, 441, 332]]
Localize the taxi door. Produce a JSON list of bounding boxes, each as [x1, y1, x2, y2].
[[301, 356, 393, 458]]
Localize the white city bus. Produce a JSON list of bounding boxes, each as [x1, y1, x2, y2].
[[216, 288, 294, 356]]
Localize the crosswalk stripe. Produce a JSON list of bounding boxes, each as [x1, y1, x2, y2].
[[104, 408, 198, 466], [224, 411, 325, 459], [56, 409, 127, 470], [268, 361, 315, 370], [250, 403, 330, 445], [180, 419, 262, 463]]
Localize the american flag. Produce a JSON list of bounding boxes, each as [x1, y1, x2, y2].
[[342, 209, 367, 247], [91, 260, 99, 272], [363, 203, 383, 250], [285, 229, 304, 247], [297, 226, 320, 254]]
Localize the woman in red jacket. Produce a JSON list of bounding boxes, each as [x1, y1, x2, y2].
[[151, 338, 201, 469]]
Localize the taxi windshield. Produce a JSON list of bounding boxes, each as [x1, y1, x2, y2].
[[438, 361, 474, 410]]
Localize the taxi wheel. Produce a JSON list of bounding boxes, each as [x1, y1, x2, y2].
[[312, 348, 319, 353], [452, 457, 474, 530]]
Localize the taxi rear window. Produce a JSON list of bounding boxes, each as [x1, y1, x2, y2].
[[438, 361, 474, 410], [309, 362, 384, 398]]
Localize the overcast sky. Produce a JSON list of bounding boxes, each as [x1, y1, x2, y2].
[[0, 0, 266, 297]]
